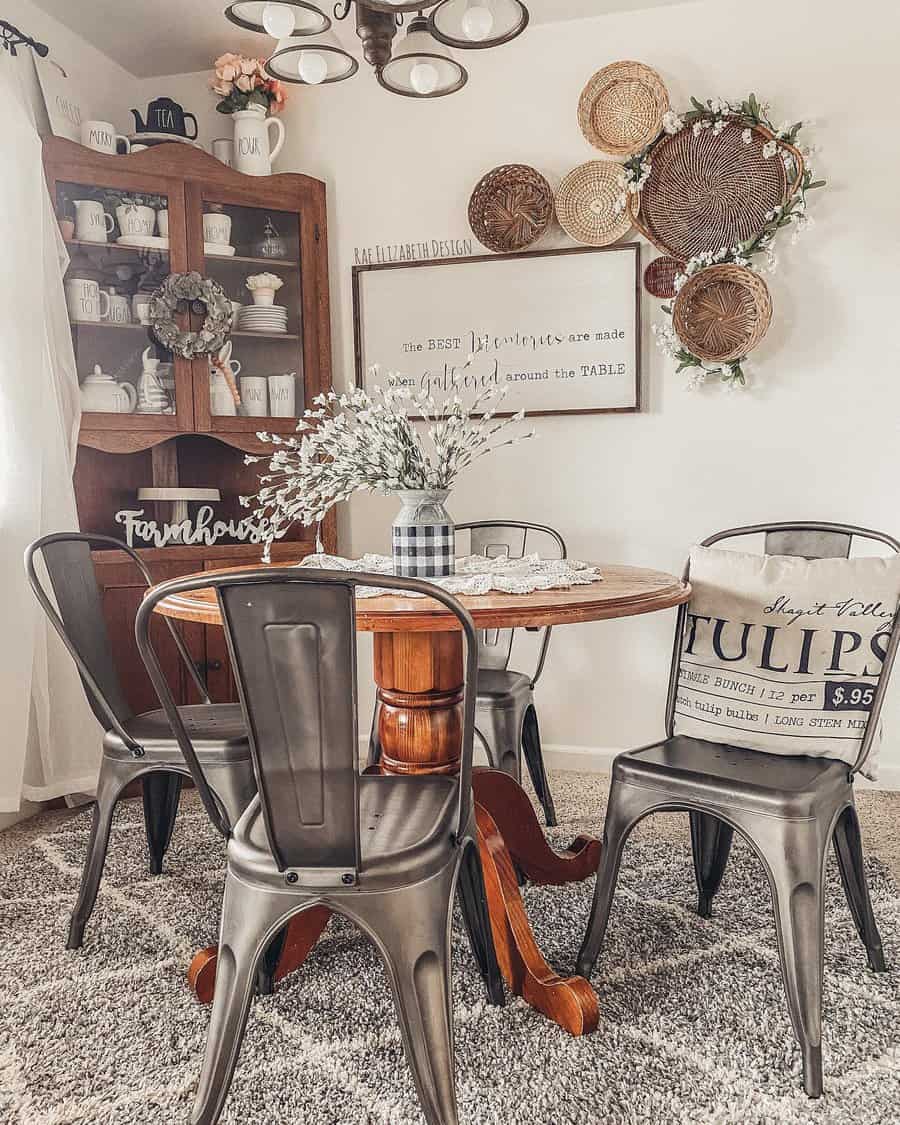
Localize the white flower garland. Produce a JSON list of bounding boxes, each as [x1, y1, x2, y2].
[[621, 93, 825, 388]]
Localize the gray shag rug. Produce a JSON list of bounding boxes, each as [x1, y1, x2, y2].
[[1, 773, 900, 1125]]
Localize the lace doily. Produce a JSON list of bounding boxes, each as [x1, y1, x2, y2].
[[296, 553, 603, 598]]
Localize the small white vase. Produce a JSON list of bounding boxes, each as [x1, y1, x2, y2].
[[392, 490, 456, 579], [232, 106, 285, 176], [251, 288, 276, 306]]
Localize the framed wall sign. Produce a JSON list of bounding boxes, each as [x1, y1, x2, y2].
[[352, 243, 641, 416]]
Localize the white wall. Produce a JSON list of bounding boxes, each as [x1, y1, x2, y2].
[[8, 0, 135, 134], [32, 0, 900, 780]]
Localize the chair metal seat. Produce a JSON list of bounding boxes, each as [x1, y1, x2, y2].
[[476, 668, 531, 705], [103, 704, 250, 760], [617, 737, 850, 819], [239, 776, 459, 889]]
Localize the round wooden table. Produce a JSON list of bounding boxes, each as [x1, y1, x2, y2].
[[153, 562, 690, 1035]]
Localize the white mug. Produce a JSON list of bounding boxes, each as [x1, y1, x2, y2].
[[157, 209, 169, 238], [132, 293, 152, 324], [81, 119, 130, 155], [116, 204, 156, 238], [267, 373, 296, 418], [66, 277, 110, 323], [212, 138, 234, 167], [203, 213, 232, 245], [73, 199, 114, 243], [106, 289, 131, 325], [240, 376, 268, 417]]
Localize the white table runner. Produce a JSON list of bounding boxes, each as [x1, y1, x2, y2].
[[296, 552, 603, 598]]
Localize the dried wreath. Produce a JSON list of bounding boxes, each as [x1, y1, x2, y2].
[[149, 272, 232, 360]]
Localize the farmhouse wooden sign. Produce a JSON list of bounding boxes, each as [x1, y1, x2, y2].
[[352, 244, 641, 417]]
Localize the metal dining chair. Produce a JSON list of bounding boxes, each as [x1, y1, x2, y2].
[[368, 521, 565, 826], [25, 532, 256, 950], [577, 522, 900, 1098], [136, 568, 503, 1125]]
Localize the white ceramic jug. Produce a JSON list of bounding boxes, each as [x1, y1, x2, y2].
[[232, 106, 285, 176], [80, 365, 138, 413]]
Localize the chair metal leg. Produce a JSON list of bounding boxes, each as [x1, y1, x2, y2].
[[762, 827, 826, 1098], [475, 703, 523, 781], [689, 812, 734, 919], [192, 876, 298, 1125], [142, 770, 183, 875], [256, 925, 288, 996], [576, 780, 650, 979], [832, 804, 886, 972], [361, 866, 460, 1125], [457, 842, 504, 1007], [67, 772, 121, 950], [521, 704, 557, 827], [367, 699, 382, 769]]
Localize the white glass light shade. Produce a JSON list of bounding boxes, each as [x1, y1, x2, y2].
[[224, 1, 330, 36], [429, 0, 529, 49], [265, 32, 358, 83], [378, 18, 468, 98]]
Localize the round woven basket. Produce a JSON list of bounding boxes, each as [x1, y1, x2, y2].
[[555, 161, 632, 247], [578, 60, 669, 157], [468, 164, 554, 254], [673, 264, 773, 362], [643, 255, 683, 299], [630, 121, 804, 261]]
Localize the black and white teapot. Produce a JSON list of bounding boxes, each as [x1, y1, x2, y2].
[[131, 97, 198, 139]]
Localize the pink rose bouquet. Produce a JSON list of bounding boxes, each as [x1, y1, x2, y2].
[[210, 52, 287, 115]]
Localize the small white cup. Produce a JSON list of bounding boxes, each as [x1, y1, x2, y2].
[[240, 376, 268, 417], [212, 139, 234, 167], [203, 213, 232, 245], [116, 204, 156, 238], [251, 288, 276, 306], [132, 293, 152, 324], [230, 300, 243, 327], [81, 119, 130, 155], [106, 288, 131, 325], [66, 277, 110, 323], [268, 374, 296, 418]]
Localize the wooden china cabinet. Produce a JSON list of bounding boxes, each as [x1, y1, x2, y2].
[[43, 137, 336, 709]]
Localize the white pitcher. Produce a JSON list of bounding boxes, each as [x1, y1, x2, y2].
[[232, 106, 285, 176]]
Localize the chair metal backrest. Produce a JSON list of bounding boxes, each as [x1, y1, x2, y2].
[[664, 521, 900, 776], [456, 521, 566, 686], [25, 532, 210, 758], [136, 569, 480, 869]]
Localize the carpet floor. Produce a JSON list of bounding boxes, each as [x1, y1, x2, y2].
[[1, 773, 899, 1124]]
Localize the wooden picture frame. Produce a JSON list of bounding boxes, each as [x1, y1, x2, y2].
[[352, 243, 641, 417]]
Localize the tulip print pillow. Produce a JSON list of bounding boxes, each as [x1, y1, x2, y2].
[[673, 546, 900, 777]]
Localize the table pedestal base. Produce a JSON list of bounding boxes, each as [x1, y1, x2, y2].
[[187, 629, 602, 1035]]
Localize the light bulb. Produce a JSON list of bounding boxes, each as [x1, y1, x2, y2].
[[298, 50, 328, 85], [262, 2, 296, 38], [461, 3, 494, 41], [409, 61, 439, 95]]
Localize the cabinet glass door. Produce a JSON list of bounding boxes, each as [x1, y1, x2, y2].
[[53, 172, 191, 433], [190, 191, 307, 435]]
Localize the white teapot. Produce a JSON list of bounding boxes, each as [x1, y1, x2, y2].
[[80, 365, 137, 413]]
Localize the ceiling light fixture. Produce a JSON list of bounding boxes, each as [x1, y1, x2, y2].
[[242, 0, 528, 99]]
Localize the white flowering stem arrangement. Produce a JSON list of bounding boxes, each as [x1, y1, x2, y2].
[[241, 366, 534, 561], [622, 93, 825, 388]]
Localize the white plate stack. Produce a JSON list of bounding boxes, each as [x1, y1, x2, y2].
[[238, 304, 289, 334]]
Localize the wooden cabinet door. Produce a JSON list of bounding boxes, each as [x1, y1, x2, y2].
[[93, 556, 207, 714]]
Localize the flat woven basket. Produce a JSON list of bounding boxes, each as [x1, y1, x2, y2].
[[468, 164, 554, 254], [578, 60, 669, 157], [643, 255, 683, 299], [672, 264, 773, 362], [555, 161, 632, 247], [630, 121, 804, 261]]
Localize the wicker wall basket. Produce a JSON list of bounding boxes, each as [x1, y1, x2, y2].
[[643, 255, 683, 299], [578, 60, 669, 157], [630, 122, 804, 261], [468, 164, 554, 254], [672, 264, 773, 362], [555, 161, 632, 247]]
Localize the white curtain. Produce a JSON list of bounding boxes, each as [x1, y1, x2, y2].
[[0, 52, 101, 812]]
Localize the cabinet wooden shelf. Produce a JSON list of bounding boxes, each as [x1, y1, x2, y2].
[[44, 136, 336, 712]]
